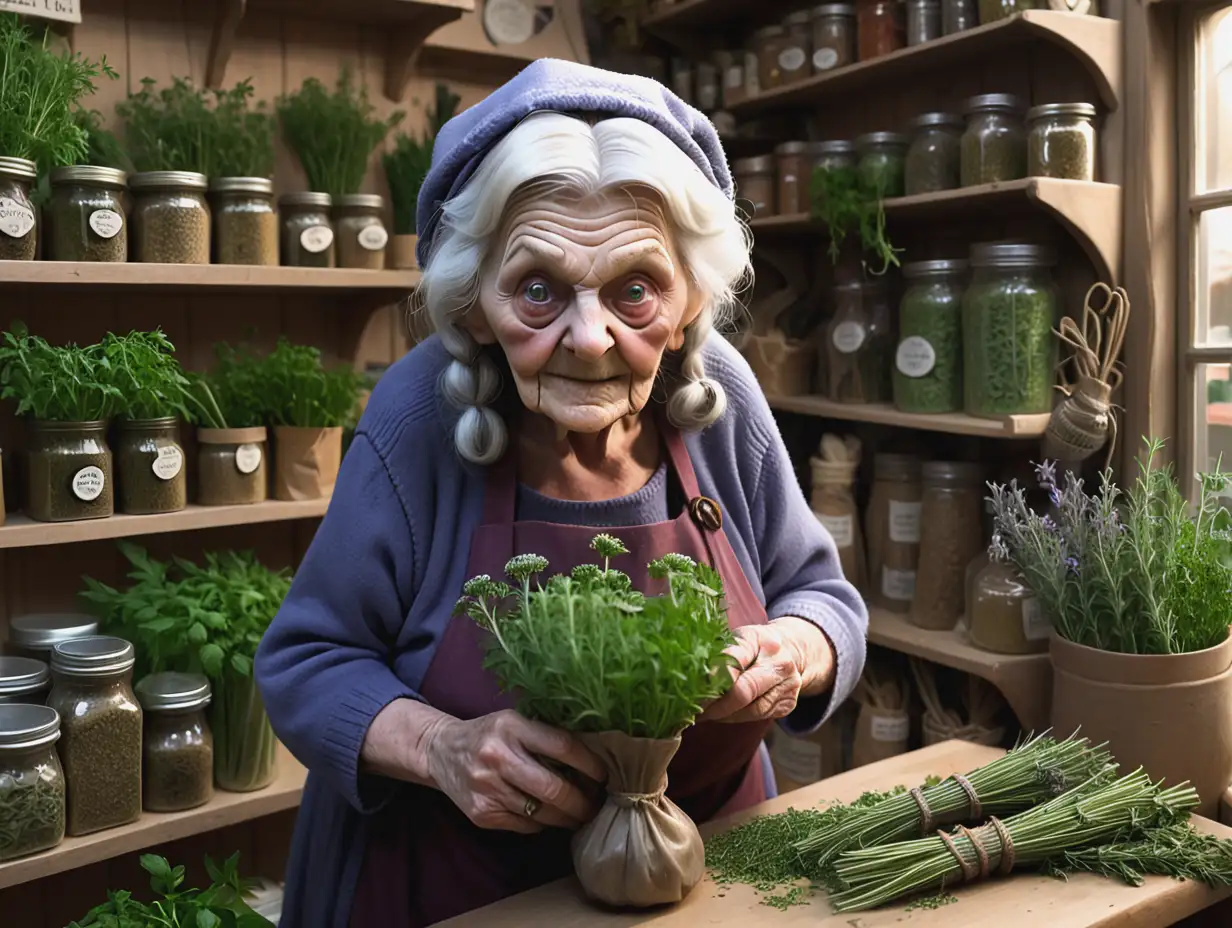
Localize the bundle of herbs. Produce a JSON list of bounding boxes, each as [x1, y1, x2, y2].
[[73, 107, 134, 172], [383, 82, 460, 236], [101, 329, 196, 422], [0, 322, 123, 422], [809, 163, 902, 274]]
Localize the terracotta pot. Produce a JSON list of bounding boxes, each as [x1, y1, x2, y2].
[[390, 233, 418, 270], [1050, 630, 1232, 818], [272, 426, 342, 501]]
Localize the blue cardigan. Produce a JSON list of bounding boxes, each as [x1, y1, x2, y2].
[[254, 334, 868, 927]]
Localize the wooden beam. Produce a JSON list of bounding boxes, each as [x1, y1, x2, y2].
[[384, 5, 465, 101], [205, 0, 247, 89]]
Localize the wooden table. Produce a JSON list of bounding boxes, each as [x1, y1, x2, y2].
[[441, 740, 1232, 927]]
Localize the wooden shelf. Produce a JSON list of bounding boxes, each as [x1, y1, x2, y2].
[[868, 607, 1052, 731], [766, 394, 1051, 439], [728, 12, 1122, 115], [643, 0, 759, 31], [0, 744, 306, 890], [749, 178, 1123, 283], [0, 499, 330, 550]]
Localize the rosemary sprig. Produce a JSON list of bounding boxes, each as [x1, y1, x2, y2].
[[1042, 823, 1232, 888]]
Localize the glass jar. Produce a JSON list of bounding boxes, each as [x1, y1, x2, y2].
[[0, 156, 38, 261], [113, 417, 186, 516], [334, 194, 389, 270], [963, 242, 1059, 418], [721, 51, 747, 107], [823, 281, 892, 404], [0, 658, 50, 705], [969, 561, 1051, 654], [964, 495, 997, 607], [6, 614, 98, 663], [733, 156, 776, 217], [696, 61, 720, 111], [905, 112, 963, 194], [775, 142, 811, 216], [864, 453, 923, 613], [742, 49, 762, 98], [979, 0, 1040, 24], [811, 4, 856, 72], [280, 192, 335, 268], [1027, 102, 1097, 181], [779, 12, 814, 85], [943, 0, 978, 32], [893, 258, 967, 413], [47, 166, 128, 262], [810, 453, 866, 591], [129, 171, 211, 264], [859, 0, 905, 61], [856, 132, 908, 198], [0, 704, 65, 862], [136, 672, 214, 813], [47, 636, 142, 836], [211, 177, 278, 266], [25, 419, 113, 523], [961, 94, 1027, 187], [670, 59, 694, 105], [910, 461, 984, 630], [197, 426, 269, 506], [812, 139, 858, 175], [212, 668, 278, 791], [754, 26, 790, 92], [906, 0, 941, 45]]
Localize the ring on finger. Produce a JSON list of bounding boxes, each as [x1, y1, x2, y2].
[[523, 795, 541, 818]]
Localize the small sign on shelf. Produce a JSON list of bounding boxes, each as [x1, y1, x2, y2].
[[0, 0, 81, 24]]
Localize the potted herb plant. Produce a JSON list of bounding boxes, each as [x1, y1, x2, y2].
[[188, 344, 270, 507], [987, 440, 1232, 818], [0, 323, 122, 522]]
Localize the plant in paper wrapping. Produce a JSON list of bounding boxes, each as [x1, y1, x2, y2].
[[454, 534, 737, 907]]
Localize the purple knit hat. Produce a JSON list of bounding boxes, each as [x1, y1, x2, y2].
[[414, 58, 733, 269]]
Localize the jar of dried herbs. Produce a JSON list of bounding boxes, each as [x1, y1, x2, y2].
[[0, 704, 65, 862], [910, 461, 984, 630], [113, 417, 186, 515], [856, 132, 908, 198], [969, 561, 1050, 654], [0, 658, 50, 705], [753, 25, 790, 92], [136, 672, 214, 813], [960, 94, 1027, 186], [733, 156, 776, 217], [47, 636, 142, 836], [905, 112, 963, 194], [46, 166, 128, 263], [129, 171, 211, 265], [943, 0, 977, 33], [779, 12, 814, 85], [864, 453, 923, 613], [893, 259, 966, 413], [0, 157, 38, 262], [670, 59, 694, 105], [211, 177, 278, 266], [978, 0, 1040, 24], [721, 52, 747, 107], [334, 194, 389, 270], [775, 142, 811, 215], [811, 4, 856, 72], [962, 242, 1058, 418], [6, 614, 99, 663], [906, 0, 941, 45], [696, 61, 720, 111], [1027, 102, 1097, 181], [280, 193, 335, 268], [25, 419, 113, 523], [197, 426, 268, 506], [824, 281, 892, 404], [812, 139, 858, 175], [858, 0, 905, 61]]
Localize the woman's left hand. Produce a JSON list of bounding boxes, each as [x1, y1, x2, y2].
[[701, 618, 836, 724]]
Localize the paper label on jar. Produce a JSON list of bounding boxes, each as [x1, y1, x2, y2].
[[814, 47, 840, 70], [358, 225, 388, 251], [724, 65, 744, 89], [832, 321, 866, 354], [72, 466, 105, 501], [816, 512, 854, 549], [151, 445, 184, 481], [896, 336, 937, 378], [778, 46, 807, 72], [88, 208, 123, 239], [235, 443, 263, 475], [1022, 597, 1051, 640], [300, 225, 334, 253], [770, 733, 823, 784], [871, 713, 910, 742], [0, 197, 35, 238], [888, 499, 922, 543], [882, 566, 916, 602], [743, 51, 761, 95]]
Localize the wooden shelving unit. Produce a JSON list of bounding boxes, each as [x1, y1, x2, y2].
[[767, 394, 1051, 439], [643, 0, 758, 31]]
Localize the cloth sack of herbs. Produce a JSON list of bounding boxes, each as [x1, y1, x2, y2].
[[456, 536, 736, 907]]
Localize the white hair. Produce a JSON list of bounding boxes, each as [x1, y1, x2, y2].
[[418, 112, 753, 465]]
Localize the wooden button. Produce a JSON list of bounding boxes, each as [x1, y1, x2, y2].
[[689, 496, 723, 532]]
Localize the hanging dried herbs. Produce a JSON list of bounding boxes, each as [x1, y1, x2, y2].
[[809, 164, 901, 274]]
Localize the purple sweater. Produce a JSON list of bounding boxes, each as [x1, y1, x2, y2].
[[254, 334, 868, 928]]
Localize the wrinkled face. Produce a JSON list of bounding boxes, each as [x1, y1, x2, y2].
[[466, 188, 700, 434]]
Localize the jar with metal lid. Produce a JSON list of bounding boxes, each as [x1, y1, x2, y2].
[[0, 704, 65, 861], [911, 461, 984, 630], [864, 453, 923, 613], [969, 561, 1050, 654], [210, 177, 278, 266], [280, 192, 335, 268], [334, 194, 389, 270], [907, 0, 941, 44], [754, 25, 790, 92], [964, 494, 997, 606], [26, 419, 113, 523], [856, 132, 908, 198], [114, 416, 187, 516], [775, 142, 811, 215], [963, 242, 1059, 418], [893, 258, 967, 413], [978, 0, 1040, 24], [46, 166, 128, 262], [812, 140, 858, 175], [823, 281, 892, 404], [943, 0, 978, 33], [696, 61, 720, 111], [779, 12, 814, 85], [136, 672, 214, 813], [905, 112, 963, 194], [811, 4, 856, 72], [733, 156, 776, 217], [859, 0, 905, 61], [721, 51, 747, 107], [670, 59, 694, 105], [0, 658, 50, 705], [960, 94, 1027, 186], [0, 157, 38, 261], [1027, 102, 1097, 181], [47, 636, 141, 836], [129, 171, 211, 264], [6, 615, 99, 662]]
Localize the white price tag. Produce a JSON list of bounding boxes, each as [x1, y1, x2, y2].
[[1022, 597, 1051, 641], [832, 321, 866, 354], [770, 735, 822, 784], [300, 225, 334, 254], [235, 443, 263, 475], [0, 197, 35, 238], [778, 47, 807, 72], [871, 713, 910, 742], [358, 224, 389, 251], [816, 512, 854, 549], [888, 499, 922, 543], [813, 47, 840, 70], [896, 336, 937, 378], [88, 209, 123, 239], [151, 445, 184, 481], [72, 466, 105, 501], [882, 566, 917, 602]]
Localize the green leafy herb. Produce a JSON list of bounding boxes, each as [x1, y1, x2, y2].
[[1041, 822, 1232, 888], [186, 342, 268, 430], [73, 107, 134, 172], [809, 164, 901, 274], [253, 339, 365, 428], [383, 82, 459, 235], [100, 328, 196, 421], [0, 321, 124, 422]]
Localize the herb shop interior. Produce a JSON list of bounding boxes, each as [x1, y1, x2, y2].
[[0, 0, 1230, 924]]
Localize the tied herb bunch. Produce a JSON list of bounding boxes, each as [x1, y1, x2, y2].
[[455, 534, 736, 739], [809, 164, 901, 274]]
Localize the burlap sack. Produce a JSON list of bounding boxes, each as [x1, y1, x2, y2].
[[272, 426, 342, 501], [851, 704, 910, 768], [571, 731, 703, 908]]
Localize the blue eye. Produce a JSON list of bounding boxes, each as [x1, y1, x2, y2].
[[525, 281, 551, 303]]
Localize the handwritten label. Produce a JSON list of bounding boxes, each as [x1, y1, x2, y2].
[[871, 713, 910, 743], [0, 0, 81, 24], [483, 0, 536, 45], [151, 445, 184, 481], [1023, 597, 1051, 641], [816, 512, 854, 549], [358, 224, 389, 251], [235, 443, 262, 475], [300, 225, 334, 254], [72, 466, 105, 501], [0, 197, 35, 239], [896, 336, 937, 378], [88, 209, 123, 239], [778, 47, 807, 72], [831, 321, 866, 354], [881, 566, 916, 602], [888, 499, 922, 543], [813, 47, 840, 70], [770, 734, 822, 785]]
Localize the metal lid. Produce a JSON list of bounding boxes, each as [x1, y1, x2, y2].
[[969, 241, 1057, 268], [128, 170, 209, 191], [0, 156, 37, 180], [753, 24, 786, 38], [923, 460, 984, 485], [733, 155, 775, 173], [9, 613, 99, 651], [811, 139, 857, 155], [210, 176, 275, 195], [907, 0, 939, 6], [280, 191, 333, 208], [856, 131, 909, 149], [135, 672, 211, 712], [49, 165, 127, 188], [0, 657, 50, 696], [335, 193, 384, 210], [909, 112, 963, 129], [812, 3, 857, 15], [50, 636, 136, 677], [964, 93, 1025, 114], [774, 141, 809, 156], [903, 258, 969, 277], [1026, 102, 1097, 121], [874, 453, 923, 480], [0, 704, 60, 750], [784, 10, 812, 24]]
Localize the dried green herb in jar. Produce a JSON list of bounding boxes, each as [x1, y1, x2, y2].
[[960, 94, 1026, 187], [136, 672, 214, 813], [47, 166, 128, 262], [0, 704, 66, 862], [904, 113, 962, 195], [855, 132, 908, 199], [129, 171, 211, 265], [893, 259, 967, 414], [280, 192, 335, 268], [0, 157, 39, 262], [211, 177, 278, 266], [1027, 102, 1097, 181]]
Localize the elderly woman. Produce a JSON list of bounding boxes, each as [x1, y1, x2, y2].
[[255, 59, 867, 928]]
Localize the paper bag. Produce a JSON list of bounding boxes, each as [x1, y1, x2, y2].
[[272, 426, 342, 501]]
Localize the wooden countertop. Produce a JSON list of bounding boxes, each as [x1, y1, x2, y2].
[[441, 740, 1232, 927]]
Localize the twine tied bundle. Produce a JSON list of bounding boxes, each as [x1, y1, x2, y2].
[[810, 434, 866, 590], [852, 661, 910, 767], [910, 659, 1005, 748]]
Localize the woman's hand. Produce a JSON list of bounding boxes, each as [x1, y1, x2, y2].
[[701, 619, 836, 724]]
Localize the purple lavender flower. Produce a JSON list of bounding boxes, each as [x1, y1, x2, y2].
[[1041, 515, 1058, 533], [1065, 556, 1080, 575], [1034, 460, 1058, 492]]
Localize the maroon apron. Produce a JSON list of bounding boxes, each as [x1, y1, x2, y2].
[[350, 421, 771, 927]]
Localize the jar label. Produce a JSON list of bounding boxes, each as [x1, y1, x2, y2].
[[814, 47, 840, 70], [724, 65, 744, 89], [816, 512, 854, 548], [89, 209, 123, 240], [301, 225, 334, 253], [896, 336, 937, 377], [871, 713, 910, 742], [743, 51, 761, 95], [72, 466, 106, 501], [770, 733, 822, 784], [832, 320, 866, 354], [1022, 596, 1051, 640], [778, 46, 807, 72], [0, 197, 35, 239], [152, 445, 184, 481], [235, 443, 263, 475], [888, 499, 922, 543], [882, 566, 917, 601], [358, 224, 389, 251]]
